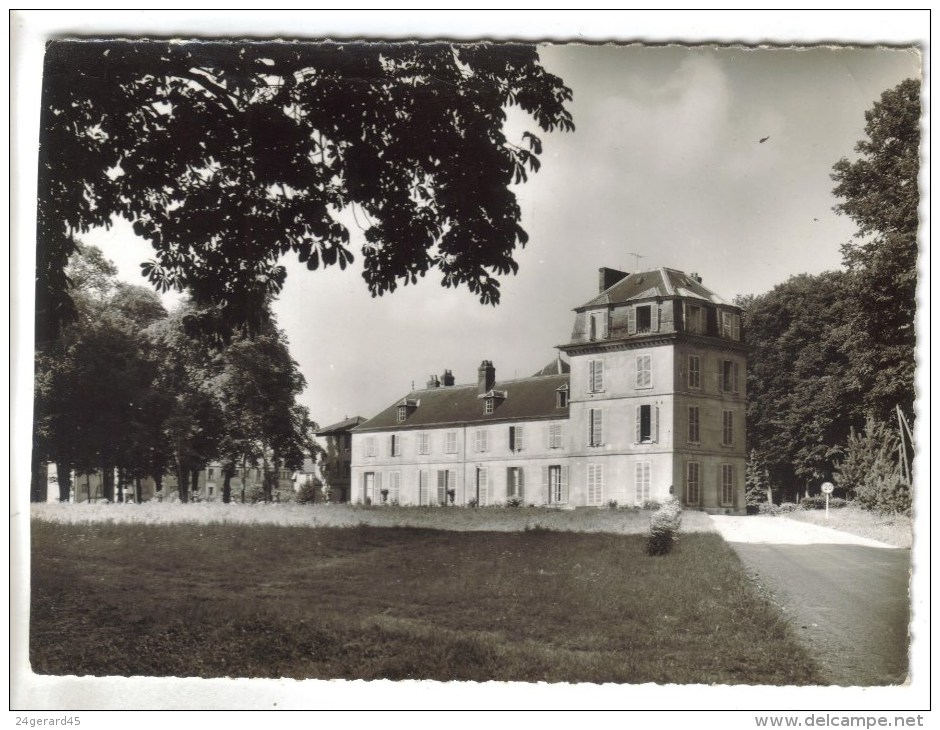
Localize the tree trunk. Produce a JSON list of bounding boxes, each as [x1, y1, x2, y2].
[[155, 473, 163, 493], [178, 467, 190, 503], [134, 477, 141, 503], [117, 467, 125, 503], [56, 461, 72, 502], [262, 453, 271, 502], [30, 453, 47, 503], [191, 468, 200, 501], [222, 466, 233, 504], [102, 467, 115, 502]]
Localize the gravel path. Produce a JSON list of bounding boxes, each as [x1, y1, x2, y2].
[[710, 515, 896, 548]]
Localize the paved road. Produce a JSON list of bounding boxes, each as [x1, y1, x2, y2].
[[710, 516, 911, 686]]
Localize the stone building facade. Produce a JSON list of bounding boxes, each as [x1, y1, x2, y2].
[[350, 267, 746, 513]]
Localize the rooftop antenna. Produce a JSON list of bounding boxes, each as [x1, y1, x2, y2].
[[627, 252, 645, 270]]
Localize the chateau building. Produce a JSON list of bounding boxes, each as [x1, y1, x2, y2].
[[350, 267, 747, 513]]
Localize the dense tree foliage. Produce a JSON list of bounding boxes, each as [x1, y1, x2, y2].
[[36, 40, 574, 344], [831, 77, 920, 425], [32, 245, 318, 502]]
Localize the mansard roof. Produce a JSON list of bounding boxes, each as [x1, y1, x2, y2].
[[577, 267, 732, 310], [316, 415, 367, 435], [352, 373, 569, 433], [532, 355, 570, 376]]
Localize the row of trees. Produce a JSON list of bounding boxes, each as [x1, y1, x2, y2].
[[741, 79, 919, 512], [31, 245, 320, 503]]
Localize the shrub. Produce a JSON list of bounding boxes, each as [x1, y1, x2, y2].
[[640, 499, 661, 511], [757, 502, 779, 516], [294, 481, 319, 505], [778, 502, 799, 513], [506, 496, 523, 508], [646, 497, 682, 556], [834, 416, 911, 515], [606, 499, 619, 510]]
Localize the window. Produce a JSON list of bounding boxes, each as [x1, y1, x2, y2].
[[636, 305, 653, 333], [556, 388, 568, 408], [388, 472, 401, 503], [509, 425, 525, 452], [507, 467, 525, 500], [484, 398, 494, 415], [587, 464, 604, 506], [390, 434, 402, 456], [721, 310, 733, 339], [588, 408, 604, 447], [688, 406, 700, 443], [686, 462, 701, 505], [722, 410, 734, 446], [545, 465, 568, 504], [636, 354, 652, 389], [436, 469, 456, 504], [474, 429, 489, 453], [721, 464, 735, 505], [417, 432, 430, 455], [635, 462, 651, 504], [418, 470, 429, 505], [445, 431, 458, 454], [688, 355, 701, 390], [208, 485, 215, 497], [720, 359, 740, 393], [588, 359, 604, 392], [589, 310, 608, 340], [365, 437, 377, 457], [476, 467, 489, 506], [208, 467, 215, 480], [548, 423, 564, 449], [636, 404, 658, 444], [397, 405, 407, 422], [685, 303, 705, 334]]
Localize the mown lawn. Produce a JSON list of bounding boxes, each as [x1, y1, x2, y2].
[[784, 506, 913, 548], [31, 521, 822, 684]]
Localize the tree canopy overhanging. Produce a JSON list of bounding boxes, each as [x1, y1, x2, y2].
[[36, 39, 575, 343]]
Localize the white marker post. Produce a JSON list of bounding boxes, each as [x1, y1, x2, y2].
[[821, 481, 834, 520]]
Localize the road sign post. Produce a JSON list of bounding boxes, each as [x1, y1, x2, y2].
[[821, 481, 834, 520]]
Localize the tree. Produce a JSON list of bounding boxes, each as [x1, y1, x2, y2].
[[740, 272, 862, 501], [834, 416, 910, 515], [37, 40, 574, 344], [831, 78, 920, 426]]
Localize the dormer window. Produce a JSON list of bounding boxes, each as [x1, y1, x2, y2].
[[484, 398, 494, 415], [397, 398, 419, 422], [589, 310, 609, 340], [556, 384, 569, 408], [636, 305, 652, 333], [479, 389, 506, 414]]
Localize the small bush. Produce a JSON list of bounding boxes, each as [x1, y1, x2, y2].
[[467, 497, 478, 508], [800, 496, 849, 511], [506, 496, 523, 508], [294, 481, 319, 505], [640, 499, 661, 511], [606, 499, 619, 510], [757, 502, 779, 516], [646, 497, 682, 556], [778, 502, 799, 513]]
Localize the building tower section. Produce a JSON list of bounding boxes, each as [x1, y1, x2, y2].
[[559, 267, 747, 513]]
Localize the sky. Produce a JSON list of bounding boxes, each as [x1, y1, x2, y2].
[[78, 41, 920, 430]]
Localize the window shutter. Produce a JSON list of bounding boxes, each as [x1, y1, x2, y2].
[[561, 466, 569, 504], [596, 361, 604, 391], [506, 468, 513, 498], [732, 313, 741, 341], [479, 468, 488, 505], [542, 466, 549, 501], [518, 468, 525, 501], [635, 405, 641, 443], [449, 470, 457, 498], [588, 409, 594, 446], [517, 426, 525, 451], [733, 361, 740, 393], [591, 409, 603, 446], [652, 405, 659, 443], [419, 471, 427, 505], [437, 471, 446, 503], [375, 472, 383, 493], [509, 426, 516, 451], [545, 424, 552, 449], [627, 306, 636, 334], [651, 303, 660, 332], [601, 312, 609, 339]]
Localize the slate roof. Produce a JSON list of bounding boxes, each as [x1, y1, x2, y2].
[[353, 373, 570, 432], [532, 355, 570, 376], [577, 267, 732, 310], [316, 415, 367, 435]]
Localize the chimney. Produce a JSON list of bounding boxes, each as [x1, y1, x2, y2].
[[426, 374, 441, 389], [442, 369, 455, 387], [478, 360, 495, 393], [598, 267, 630, 293], [690, 272, 703, 284]]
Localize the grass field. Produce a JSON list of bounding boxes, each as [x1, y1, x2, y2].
[[30, 501, 717, 533], [784, 506, 913, 548], [31, 519, 822, 684]]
